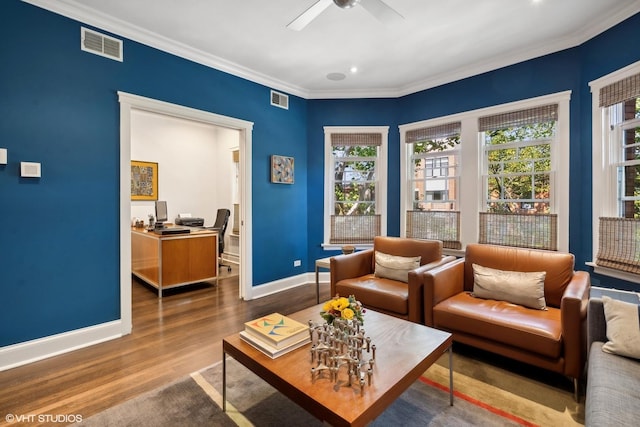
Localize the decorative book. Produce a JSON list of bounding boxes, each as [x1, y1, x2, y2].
[[244, 313, 309, 349], [239, 331, 310, 359]]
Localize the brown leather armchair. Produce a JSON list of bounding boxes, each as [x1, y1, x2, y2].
[[330, 236, 456, 324], [423, 243, 590, 398]]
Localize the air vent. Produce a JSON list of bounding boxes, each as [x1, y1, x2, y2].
[[271, 90, 289, 110], [81, 27, 123, 62]]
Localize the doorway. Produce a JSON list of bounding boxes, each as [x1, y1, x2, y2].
[[118, 92, 254, 334]]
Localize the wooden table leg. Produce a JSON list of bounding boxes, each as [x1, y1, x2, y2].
[[315, 265, 320, 304], [222, 352, 227, 412]]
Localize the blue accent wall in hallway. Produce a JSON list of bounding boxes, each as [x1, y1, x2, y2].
[[1, 0, 640, 350]]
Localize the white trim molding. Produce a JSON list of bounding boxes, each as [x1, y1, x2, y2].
[[588, 59, 640, 282], [0, 321, 123, 371], [399, 91, 571, 252], [322, 126, 389, 250], [250, 273, 316, 300], [24, 0, 640, 100], [118, 91, 254, 301]]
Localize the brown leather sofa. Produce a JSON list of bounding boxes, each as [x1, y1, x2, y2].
[[330, 236, 456, 324], [423, 243, 590, 398]]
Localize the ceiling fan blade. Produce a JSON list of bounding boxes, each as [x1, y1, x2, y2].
[[360, 0, 404, 25], [287, 0, 334, 31]]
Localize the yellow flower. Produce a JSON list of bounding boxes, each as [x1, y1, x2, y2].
[[342, 308, 355, 320], [322, 301, 333, 312], [333, 297, 350, 311]]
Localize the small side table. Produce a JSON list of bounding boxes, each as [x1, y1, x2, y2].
[[315, 256, 332, 304]]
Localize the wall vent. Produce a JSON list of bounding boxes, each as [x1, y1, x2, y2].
[[81, 27, 123, 62], [270, 90, 289, 110]]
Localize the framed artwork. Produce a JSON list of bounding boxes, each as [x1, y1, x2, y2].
[[131, 160, 158, 200], [271, 155, 294, 184]]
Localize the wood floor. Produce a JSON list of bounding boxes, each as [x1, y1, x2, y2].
[[0, 268, 330, 426]]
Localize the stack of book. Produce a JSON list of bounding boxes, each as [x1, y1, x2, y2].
[[240, 313, 310, 358]]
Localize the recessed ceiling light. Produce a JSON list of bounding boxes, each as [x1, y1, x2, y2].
[[350, 66, 358, 74], [327, 72, 346, 81]]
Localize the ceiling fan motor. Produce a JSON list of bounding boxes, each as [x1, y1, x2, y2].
[[334, 0, 360, 9]]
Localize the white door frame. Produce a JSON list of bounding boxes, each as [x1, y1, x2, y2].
[[118, 91, 253, 334]]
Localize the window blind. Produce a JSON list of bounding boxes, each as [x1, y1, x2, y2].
[[599, 72, 640, 108], [406, 210, 461, 249], [405, 122, 461, 143], [479, 212, 557, 251], [330, 132, 382, 244], [479, 104, 558, 132], [597, 217, 640, 274], [331, 133, 382, 146], [330, 214, 381, 244]]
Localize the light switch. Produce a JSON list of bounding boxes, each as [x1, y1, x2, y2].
[[20, 162, 41, 178], [0, 148, 6, 165]]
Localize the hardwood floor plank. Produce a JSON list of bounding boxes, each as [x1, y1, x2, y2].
[[0, 269, 330, 426]]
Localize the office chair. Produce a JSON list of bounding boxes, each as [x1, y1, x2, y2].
[[211, 208, 232, 272]]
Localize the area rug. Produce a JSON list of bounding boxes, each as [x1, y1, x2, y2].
[[78, 348, 584, 426]]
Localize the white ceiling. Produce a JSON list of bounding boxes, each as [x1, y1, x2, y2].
[[27, 0, 640, 99]]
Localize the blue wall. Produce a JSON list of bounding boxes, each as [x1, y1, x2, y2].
[[0, 1, 307, 346], [306, 98, 401, 264], [2, 0, 640, 348], [307, 13, 640, 291], [578, 11, 640, 290]]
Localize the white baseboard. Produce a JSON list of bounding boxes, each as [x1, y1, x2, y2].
[[0, 320, 124, 371], [1, 272, 332, 370], [249, 271, 330, 300]]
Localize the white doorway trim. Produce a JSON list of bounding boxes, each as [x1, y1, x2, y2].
[[118, 91, 253, 334]]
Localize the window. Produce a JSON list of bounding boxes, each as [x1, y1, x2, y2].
[[590, 63, 640, 279], [404, 121, 461, 249], [478, 104, 558, 250], [323, 127, 388, 248], [400, 92, 570, 253]]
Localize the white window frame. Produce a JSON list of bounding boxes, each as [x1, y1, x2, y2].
[[400, 91, 571, 255], [589, 59, 640, 283], [413, 149, 459, 208], [481, 135, 554, 213], [323, 126, 388, 250]]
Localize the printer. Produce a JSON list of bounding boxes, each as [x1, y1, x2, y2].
[[175, 216, 205, 227]]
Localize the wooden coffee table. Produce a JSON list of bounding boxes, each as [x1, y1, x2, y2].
[[222, 305, 453, 427]]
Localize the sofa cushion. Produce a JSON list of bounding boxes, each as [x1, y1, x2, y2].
[[335, 274, 408, 315], [463, 244, 575, 308], [586, 341, 640, 426], [602, 296, 640, 360], [472, 264, 547, 310], [374, 251, 420, 283], [433, 292, 562, 358]]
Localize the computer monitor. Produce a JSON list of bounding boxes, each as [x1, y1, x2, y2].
[[155, 200, 168, 224]]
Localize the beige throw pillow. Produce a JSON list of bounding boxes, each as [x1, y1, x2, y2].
[[602, 296, 640, 360], [472, 264, 547, 310], [374, 251, 421, 283]]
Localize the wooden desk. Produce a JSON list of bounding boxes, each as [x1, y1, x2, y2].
[[131, 227, 217, 297], [223, 305, 453, 427]]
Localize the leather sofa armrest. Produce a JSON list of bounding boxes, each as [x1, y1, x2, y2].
[[423, 258, 465, 326], [414, 255, 457, 275], [560, 270, 591, 378], [405, 256, 456, 324], [329, 249, 374, 297]]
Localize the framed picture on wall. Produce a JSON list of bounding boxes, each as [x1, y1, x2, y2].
[[271, 155, 294, 184], [131, 160, 158, 200]]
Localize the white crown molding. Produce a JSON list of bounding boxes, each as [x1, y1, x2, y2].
[[22, 0, 640, 100], [22, 0, 311, 99], [398, 2, 640, 99]]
